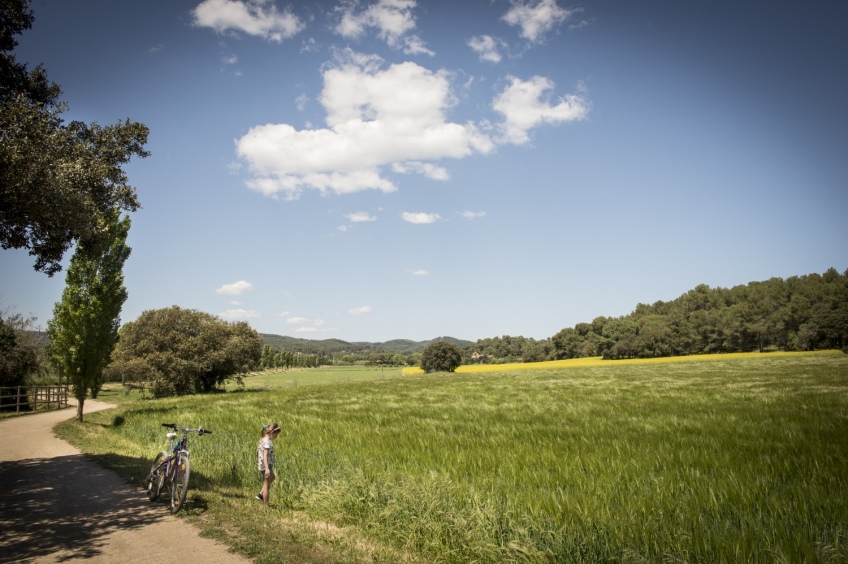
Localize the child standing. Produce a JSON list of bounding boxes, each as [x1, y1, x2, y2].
[[256, 422, 280, 506]]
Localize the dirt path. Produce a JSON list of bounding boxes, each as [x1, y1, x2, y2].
[[0, 400, 250, 563]]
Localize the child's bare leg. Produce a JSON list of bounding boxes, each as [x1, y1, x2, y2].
[[262, 475, 274, 505]]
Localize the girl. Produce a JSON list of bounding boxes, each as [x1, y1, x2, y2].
[[256, 422, 280, 506]]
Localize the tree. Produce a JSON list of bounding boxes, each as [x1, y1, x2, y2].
[[46, 211, 130, 422], [0, 308, 45, 411], [421, 340, 462, 373], [1, 0, 149, 276], [109, 306, 262, 398]]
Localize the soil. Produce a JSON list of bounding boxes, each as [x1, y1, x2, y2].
[[0, 399, 250, 563]]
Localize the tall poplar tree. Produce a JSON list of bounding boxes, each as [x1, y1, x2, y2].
[[47, 211, 130, 422]]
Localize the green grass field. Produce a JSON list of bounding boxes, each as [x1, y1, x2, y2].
[[56, 352, 848, 563]]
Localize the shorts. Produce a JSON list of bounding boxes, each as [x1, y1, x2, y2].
[[259, 466, 275, 480]]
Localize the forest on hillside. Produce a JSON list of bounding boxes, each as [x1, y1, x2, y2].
[[466, 267, 848, 363], [259, 334, 472, 357], [257, 268, 847, 366]]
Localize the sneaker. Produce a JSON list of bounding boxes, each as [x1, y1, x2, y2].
[[255, 493, 263, 502]]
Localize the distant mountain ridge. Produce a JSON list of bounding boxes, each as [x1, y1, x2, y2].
[[260, 334, 473, 355]]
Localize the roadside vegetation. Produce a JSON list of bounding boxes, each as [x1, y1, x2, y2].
[[55, 352, 848, 563]]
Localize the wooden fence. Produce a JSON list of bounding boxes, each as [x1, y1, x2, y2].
[[0, 385, 70, 413]]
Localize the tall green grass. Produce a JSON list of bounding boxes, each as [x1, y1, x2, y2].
[[58, 353, 848, 562]]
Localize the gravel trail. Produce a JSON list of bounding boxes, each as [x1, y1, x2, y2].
[[0, 400, 250, 563]]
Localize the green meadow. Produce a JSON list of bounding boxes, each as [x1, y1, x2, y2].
[[57, 352, 848, 563]]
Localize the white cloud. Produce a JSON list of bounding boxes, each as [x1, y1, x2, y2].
[[410, 269, 430, 276], [502, 0, 576, 43], [236, 52, 494, 199], [296, 326, 318, 333], [295, 93, 309, 111], [468, 35, 503, 63], [493, 76, 588, 144], [300, 37, 318, 53], [346, 211, 377, 222], [287, 316, 326, 327], [216, 280, 254, 295], [334, 0, 432, 55], [277, 310, 290, 317], [391, 161, 449, 180], [192, 0, 304, 42], [402, 211, 441, 224], [348, 305, 373, 315], [219, 308, 261, 319], [459, 210, 486, 220], [337, 224, 349, 232]]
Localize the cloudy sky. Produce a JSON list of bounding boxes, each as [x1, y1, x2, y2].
[[2, 0, 846, 343]]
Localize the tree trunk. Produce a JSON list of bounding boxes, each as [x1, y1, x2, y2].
[[74, 380, 86, 422]]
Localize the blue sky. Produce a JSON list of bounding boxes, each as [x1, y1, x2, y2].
[[2, 0, 846, 343]]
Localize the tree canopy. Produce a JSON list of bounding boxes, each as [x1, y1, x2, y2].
[[421, 340, 462, 373], [0, 0, 149, 275], [550, 268, 848, 360], [109, 306, 263, 398]]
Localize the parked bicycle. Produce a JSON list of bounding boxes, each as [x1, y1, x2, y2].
[[146, 423, 211, 513]]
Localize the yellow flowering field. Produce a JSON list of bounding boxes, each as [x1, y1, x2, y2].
[[402, 349, 842, 375]]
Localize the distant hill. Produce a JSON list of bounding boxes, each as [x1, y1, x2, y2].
[[260, 334, 472, 355]]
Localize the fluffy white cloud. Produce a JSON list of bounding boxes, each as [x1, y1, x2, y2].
[[192, 0, 304, 42], [334, 0, 432, 55], [346, 211, 377, 222], [216, 280, 254, 295], [402, 212, 441, 224], [236, 53, 494, 199], [410, 269, 429, 276], [348, 305, 373, 315], [391, 161, 449, 180], [219, 308, 261, 319], [287, 316, 326, 327], [493, 76, 588, 144], [502, 0, 576, 43], [468, 35, 503, 63], [459, 211, 486, 220]]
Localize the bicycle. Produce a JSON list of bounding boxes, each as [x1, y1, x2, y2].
[[145, 423, 212, 513]]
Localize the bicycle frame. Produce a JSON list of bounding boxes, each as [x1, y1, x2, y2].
[[146, 423, 210, 514]]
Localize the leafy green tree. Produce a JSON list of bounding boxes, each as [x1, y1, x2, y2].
[[0, 0, 149, 276], [523, 339, 554, 362], [109, 306, 262, 397], [0, 309, 46, 411], [46, 212, 130, 421], [421, 340, 462, 373]]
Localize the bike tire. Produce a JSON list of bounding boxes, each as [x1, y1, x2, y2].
[[170, 452, 190, 514], [146, 451, 167, 502]]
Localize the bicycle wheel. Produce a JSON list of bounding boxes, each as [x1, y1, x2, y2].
[[146, 451, 167, 502], [170, 452, 190, 513]]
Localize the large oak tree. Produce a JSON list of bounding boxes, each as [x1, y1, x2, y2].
[[109, 306, 263, 398], [1, 0, 149, 276]]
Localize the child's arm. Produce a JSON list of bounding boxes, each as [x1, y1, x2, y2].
[[263, 447, 270, 476]]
